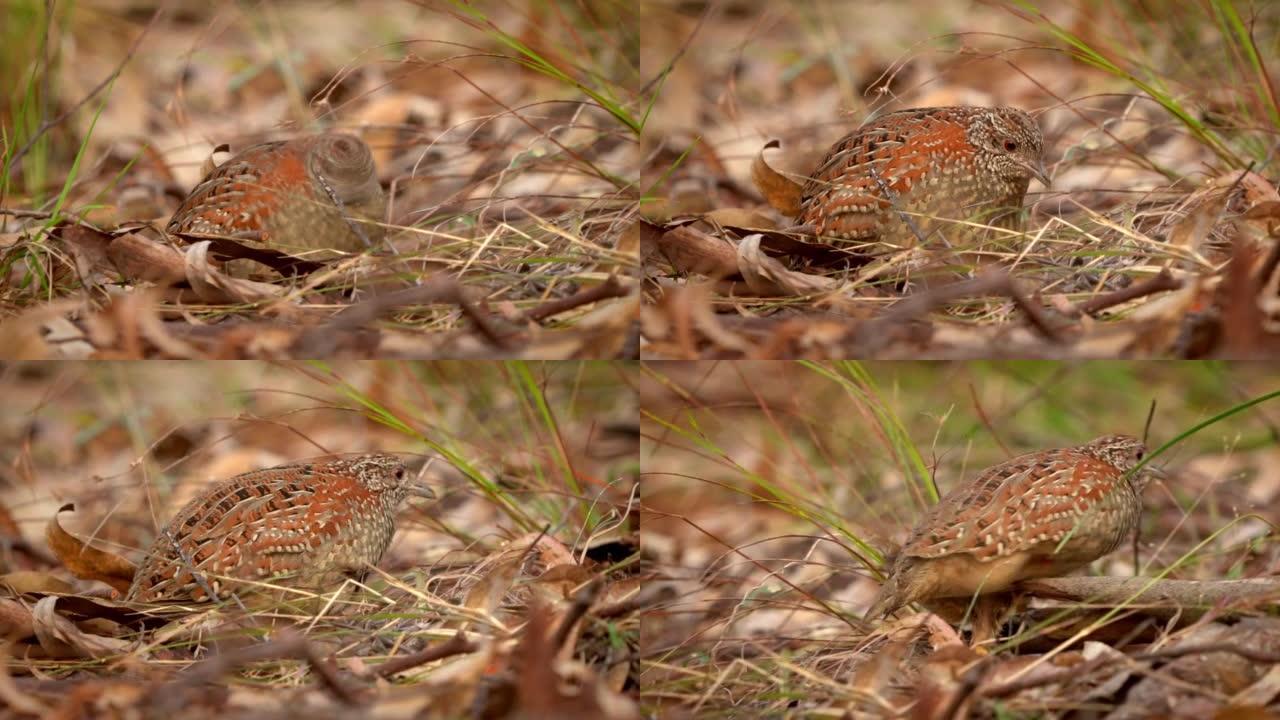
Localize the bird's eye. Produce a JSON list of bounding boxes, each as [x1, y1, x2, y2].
[[395, 468, 405, 480], [1135, 450, 1144, 461], [1003, 140, 1018, 151]]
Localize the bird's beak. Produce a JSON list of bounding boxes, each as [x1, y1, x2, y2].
[[1030, 159, 1051, 188], [1132, 464, 1166, 490], [406, 480, 436, 499]]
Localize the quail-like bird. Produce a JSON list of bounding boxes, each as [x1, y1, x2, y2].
[[866, 435, 1157, 640], [127, 454, 432, 603], [799, 106, 1049, 249], [167, 133, 386, 264]]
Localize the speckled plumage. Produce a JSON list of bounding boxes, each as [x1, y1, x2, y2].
[[167, 133, 386, 260], [127, 454, 432, 603], [799, 106, 1048, 249], [866, 435, 1154, 620]]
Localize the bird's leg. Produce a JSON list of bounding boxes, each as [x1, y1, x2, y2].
[[923, 594, 1013, 652], [968, 594, 1012, 651]]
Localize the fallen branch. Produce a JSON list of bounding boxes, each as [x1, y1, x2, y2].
[[158, 629, 360, 707], [372, 631, 477, 679], [523, 276, 632, 322], [1019, 575, 1280, 614], [980, 628, 1280, 700], [289, 278, 511, 355], [856, 271, 1063, 352], [1077, 268, 1183, 317]]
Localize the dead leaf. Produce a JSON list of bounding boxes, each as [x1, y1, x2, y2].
[[0, 571, 75, 595], [1241, 200, 1280, 242], [738, 234, 839, 296], [45, 504, 136, 595], [58, 224, 115, 285], [1213, 169, 1280, 207], [107, 231, 188, 286], [462, 554, 523, 624], [200, 142, 231, 178], [534, 564, 596, 602], [0, 642, 48, 715], [702, 207, 780, 230], [751, 140, 803, 217], [526, 533, 576, 569], [1243, 201, 1280, 222], [184, 242, 288, 304], [0, 302, 86, 359], [354, 93, 445, 169], [32, 596, 131, 659], [0, 598, 35, 639], [1166, 189, 1227, 264], [687, 285, 752, 353], [654, 225, 740, 278], [1077, 641, 1133, 701], [1231, 663, 1280, 707]]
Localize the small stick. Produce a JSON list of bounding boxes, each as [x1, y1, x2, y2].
[[289, 279, 511, 354], [522, 276, 632, 323], [856, 271, 1063, 351], [1076, 268, 1182, 316], [548, 577, 604, 655], [373, 632, 477, 678], [159, 629, 360, 706]]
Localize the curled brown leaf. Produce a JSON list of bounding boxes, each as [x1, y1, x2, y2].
[[32, 596, 132, 659], [751, 140, 803, 217], [45, 504, 136, 595]]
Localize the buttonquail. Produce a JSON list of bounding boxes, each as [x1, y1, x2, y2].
[[127, 454, 432, 603], [866, 435, 1156, 641], [167, 133, 386, 264], [799, 106, 1049, 250]]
